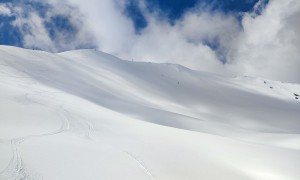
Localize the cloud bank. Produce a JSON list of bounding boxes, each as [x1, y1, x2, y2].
[[227, 0, 300, 83], [1, 0, 300, 83], [1, 0, 95, 52]]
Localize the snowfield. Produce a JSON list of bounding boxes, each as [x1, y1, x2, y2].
[[0, 45, 300, 180]]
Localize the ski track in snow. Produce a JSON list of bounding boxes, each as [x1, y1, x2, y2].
[[1, 46, 300, 180], [124, 151, 156, 180], [0, 107, 70, 180], [0, 140, 31, 180], [85, 122, 94, 140]]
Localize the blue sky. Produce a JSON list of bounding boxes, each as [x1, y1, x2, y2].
[[0, 0, 300, 83], [126, 0, 263, 27]]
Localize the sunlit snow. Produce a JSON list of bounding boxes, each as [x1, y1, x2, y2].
[[0, 45, 299, 180]]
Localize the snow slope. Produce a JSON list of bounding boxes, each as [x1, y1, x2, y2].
[[0, 45, 299, 180]]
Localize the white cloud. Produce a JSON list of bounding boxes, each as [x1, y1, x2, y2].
[[227, 0, 300, 83], [2, 0, 300, 83], [122, 14, 232, 73], [0, 4, 11, 16], [12, 11, 56, 51], [4, 0, 95, 52], [66, 0, 136, 54], [66, 0, 239, 73]]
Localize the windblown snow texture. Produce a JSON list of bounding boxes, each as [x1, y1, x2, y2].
[[0, 46, 299, 180]]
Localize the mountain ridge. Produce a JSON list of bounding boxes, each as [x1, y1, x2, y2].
[[0, 45, 299, 180]]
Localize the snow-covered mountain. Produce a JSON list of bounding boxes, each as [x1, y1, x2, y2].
[[0, 45, 299, 180]]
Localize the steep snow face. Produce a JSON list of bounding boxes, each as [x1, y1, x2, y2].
[[0, 45, 299, 180]]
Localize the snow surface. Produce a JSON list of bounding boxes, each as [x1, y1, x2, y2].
[[0, 45, 300, 180]]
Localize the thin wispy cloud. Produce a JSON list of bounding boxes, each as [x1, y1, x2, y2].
[[0, 4, 11, 16]]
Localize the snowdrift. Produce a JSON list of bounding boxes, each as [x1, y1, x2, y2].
[[0, 45, 299, 180]]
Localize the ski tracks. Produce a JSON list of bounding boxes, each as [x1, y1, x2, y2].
[[0, 140, 42, 180], [124, 151, 156, 180], [85, 122, 94, 140], [0, 107, 70, 180]]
